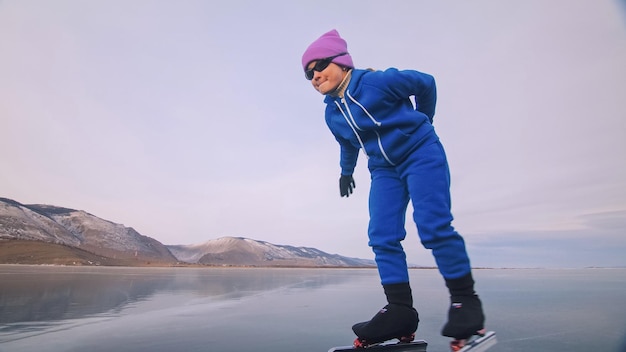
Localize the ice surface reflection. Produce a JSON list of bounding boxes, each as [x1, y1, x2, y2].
[[0, 266, 358, 322], [1, 266, 626, 352]]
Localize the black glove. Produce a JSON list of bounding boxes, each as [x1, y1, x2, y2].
[[339, 175, 355, 197]]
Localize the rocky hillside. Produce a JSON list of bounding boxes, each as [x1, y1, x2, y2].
[[0, 197, 177, 265], [167, 237, 375, 267], [0, 197, 378, 267]]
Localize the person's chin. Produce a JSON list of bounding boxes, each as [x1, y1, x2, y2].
[[316, 83, 331, 95]]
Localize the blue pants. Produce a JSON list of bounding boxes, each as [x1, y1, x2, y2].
[[368, 140, 471, 285]]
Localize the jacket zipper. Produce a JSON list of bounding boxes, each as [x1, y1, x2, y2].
[[336, 92, 396, 166], [346, 91, 382, 127]]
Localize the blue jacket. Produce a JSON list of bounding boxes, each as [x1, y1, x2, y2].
[[324, 68, 439, 174]]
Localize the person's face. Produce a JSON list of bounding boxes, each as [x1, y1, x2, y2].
[[307, 60, 345, 95]]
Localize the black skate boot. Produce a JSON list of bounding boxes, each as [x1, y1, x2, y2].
[[352, 283, 419, 347], [441, 273, 485, 340]]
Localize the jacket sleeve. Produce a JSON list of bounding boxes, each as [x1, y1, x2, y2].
[[325, 107, 360, 175], [336, 136, 359, 176], [379, 68, 437, 123]]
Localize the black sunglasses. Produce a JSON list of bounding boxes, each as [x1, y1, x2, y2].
[[305, 52, 348, 80]]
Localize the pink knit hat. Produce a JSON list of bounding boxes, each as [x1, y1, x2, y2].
[[301, 29, 354, 71]]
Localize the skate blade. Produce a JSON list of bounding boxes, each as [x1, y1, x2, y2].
[[452, 331, 497, 352], [328, 340, 427, 352]]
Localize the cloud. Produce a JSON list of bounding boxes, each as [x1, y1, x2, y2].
[[465, 209, 626, 268]]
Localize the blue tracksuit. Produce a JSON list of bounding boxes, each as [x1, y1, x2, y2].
[[323, 68, 471, 285]]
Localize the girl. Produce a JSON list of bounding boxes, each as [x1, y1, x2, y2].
[[301, 29, 486, 348]]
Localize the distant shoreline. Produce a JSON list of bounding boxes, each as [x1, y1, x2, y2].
[[1, 263, 623, 270]]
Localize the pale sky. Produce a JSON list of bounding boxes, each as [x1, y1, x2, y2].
[[1, 0, 625, 268]]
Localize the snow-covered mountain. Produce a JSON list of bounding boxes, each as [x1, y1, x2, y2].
[[167, 237, 376, 267], [0, 197, 177, 263], [0, 197, 377, 267]]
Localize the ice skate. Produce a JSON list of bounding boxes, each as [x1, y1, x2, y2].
[[441, 294, 485, 339], [351, 303, 419, 348], [441, 294, 494, 351]]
